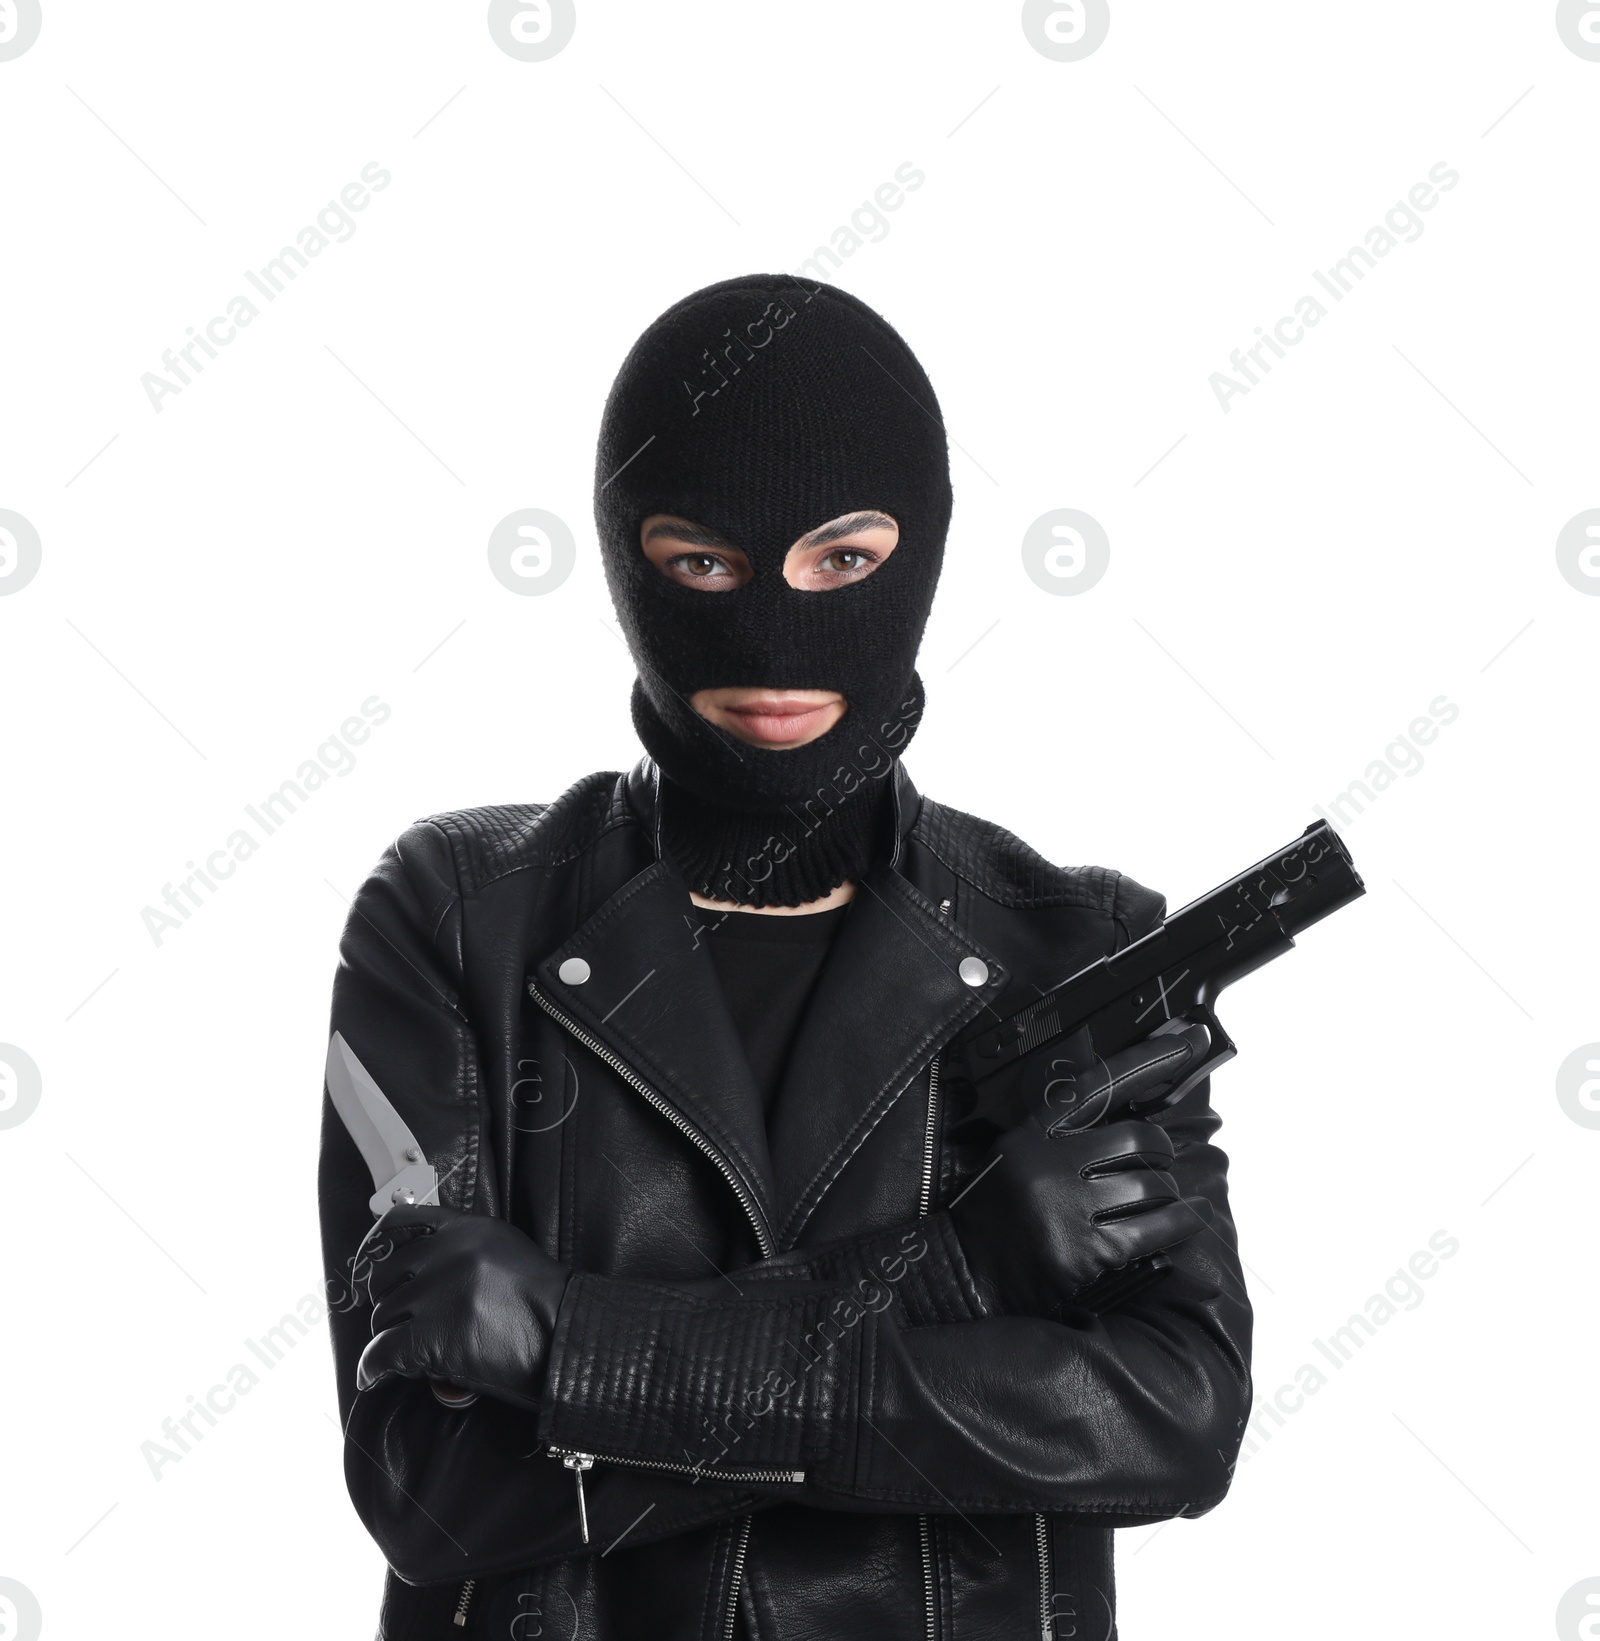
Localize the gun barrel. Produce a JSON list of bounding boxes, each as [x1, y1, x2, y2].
[[961, 820, 1364, 1092]]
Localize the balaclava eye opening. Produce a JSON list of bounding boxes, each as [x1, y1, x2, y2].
[[594, 274, 952, 905]]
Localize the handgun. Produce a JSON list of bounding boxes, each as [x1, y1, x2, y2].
[[956, 821, 1365, 1307]]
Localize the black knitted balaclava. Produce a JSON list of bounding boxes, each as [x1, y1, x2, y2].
[[595, 274, 952, 906]]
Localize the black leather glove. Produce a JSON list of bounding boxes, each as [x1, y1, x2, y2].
[[1035, 1019, 1212, 1133], [356, 1206, 569, 1412], [950, 1025, 1214, 1316]]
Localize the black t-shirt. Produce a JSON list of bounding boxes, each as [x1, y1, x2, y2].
[[702, 903, 850, 1121]]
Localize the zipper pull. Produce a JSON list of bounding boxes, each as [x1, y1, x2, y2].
[[452, 1576, 476, 1627], [551, 1449, 595, 1543]]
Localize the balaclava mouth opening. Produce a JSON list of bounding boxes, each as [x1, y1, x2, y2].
[[594, 274, 952, 906]]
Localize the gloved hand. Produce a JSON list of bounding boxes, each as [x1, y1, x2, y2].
[[356, 1205, 569, 1412], [949, 1025, 1214, 1316], [1035, 1020, 1212, 1134]]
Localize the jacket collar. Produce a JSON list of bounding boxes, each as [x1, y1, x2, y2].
[[532, 856, 780, 1247], [764, 864, 1007, 1247], [544, 760, 1007, 1251]]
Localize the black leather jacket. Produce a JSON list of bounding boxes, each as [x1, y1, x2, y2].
[[319, 762, 1252, 1640]]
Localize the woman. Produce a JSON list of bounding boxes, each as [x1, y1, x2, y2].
[[319, 274, 1251, 1639]]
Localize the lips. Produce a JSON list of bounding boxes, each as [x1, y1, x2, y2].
[[723, 695, 842, 747]]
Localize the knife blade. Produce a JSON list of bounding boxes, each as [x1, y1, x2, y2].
[[324, 1030, 440, 1218]]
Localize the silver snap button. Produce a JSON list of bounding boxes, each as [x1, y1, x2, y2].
[[558, 957, 591, 986], [958, 956, 989, 988]]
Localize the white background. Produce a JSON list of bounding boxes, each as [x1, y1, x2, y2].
[[1, 3, 1596, 1637]]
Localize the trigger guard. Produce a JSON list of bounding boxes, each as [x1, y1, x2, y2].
[[1140, 1017, 1221, 1110]]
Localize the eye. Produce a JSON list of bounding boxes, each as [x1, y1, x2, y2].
[[672, 553, 734, 580], [781, 512, 899, 591], [815, 547, 879, 579]]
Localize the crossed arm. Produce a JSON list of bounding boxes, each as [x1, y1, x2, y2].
[[319, 830, 1252, 1586]]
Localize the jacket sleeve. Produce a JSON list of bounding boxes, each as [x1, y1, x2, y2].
[[845, 1088, 1252, 1522], [320, 825, 787, 1586], [537, 1086, 1252, 1526]]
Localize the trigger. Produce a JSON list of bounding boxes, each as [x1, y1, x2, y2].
[[1150, 1017, 1212, 1058]]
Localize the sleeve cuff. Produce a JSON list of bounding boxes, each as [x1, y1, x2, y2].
[[537, 1272, 869, 1477]]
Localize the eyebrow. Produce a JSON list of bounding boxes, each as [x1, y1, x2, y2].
[[642, 519, 737, 549], [795, 511, 896, 549], [643, 510, 896, 552]]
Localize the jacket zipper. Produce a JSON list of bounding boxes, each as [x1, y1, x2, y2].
[[544, 1448, 804, 1544], [918, 1056, 941, 1219], [530, 981, 783, 1625], [721, 1516, 754, 1640], [919, 1057, 940, 1641], [919, 1515, 937, 1641], [1034, 1513, 1052, 1641], [452, 1577, 476, 1628], [527, 981, 774, 1258]]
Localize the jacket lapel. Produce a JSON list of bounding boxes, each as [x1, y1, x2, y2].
[[531, 858, 779, 1246], [765, 866, 1009, 1250]]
